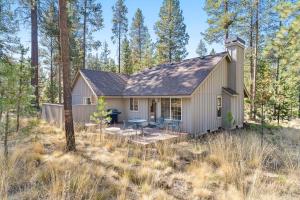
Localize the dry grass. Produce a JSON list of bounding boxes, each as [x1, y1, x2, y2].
[[0, 118, 299, 200]]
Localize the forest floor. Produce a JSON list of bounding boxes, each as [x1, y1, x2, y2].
[[1, 118, 300, 200]]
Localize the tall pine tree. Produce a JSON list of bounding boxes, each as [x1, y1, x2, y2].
[[196, 39, 207, 57], [155, 0, 189, 63], [130, 8, 152, 70], [112, 0, 128, 73], [121, 38, 133, 75]]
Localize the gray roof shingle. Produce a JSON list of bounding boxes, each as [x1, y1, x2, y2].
[[79, 52, 229, 96], [80, 69, 128, 96]]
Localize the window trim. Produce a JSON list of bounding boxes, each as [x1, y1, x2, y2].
[[83, 96, 92, 105], [161, 98, 182, 121], [129, 98, 139, 112], [217, 95, 222, 118]]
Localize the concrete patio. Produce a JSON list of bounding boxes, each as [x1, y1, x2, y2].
[[104, 125, 188, 145]]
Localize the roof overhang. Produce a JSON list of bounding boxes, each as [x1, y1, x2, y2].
[[222, 87, 238, 96]]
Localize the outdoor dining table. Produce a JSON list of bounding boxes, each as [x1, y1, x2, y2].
[[127, 119, 147, 136]]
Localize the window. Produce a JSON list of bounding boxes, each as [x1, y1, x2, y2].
[[217, 96, 222, 117], [83, 97, 91, 105], [130, 98, 138, 111], [161, 98, 170, 119], [161, 98, 182, 120]]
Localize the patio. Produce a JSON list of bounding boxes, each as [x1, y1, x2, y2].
[[104, 124, 188, 146]]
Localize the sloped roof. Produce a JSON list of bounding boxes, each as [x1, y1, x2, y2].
[[123, 52, 228, 96], [77, 52, 229, 96], [79, 69, 128, 96]]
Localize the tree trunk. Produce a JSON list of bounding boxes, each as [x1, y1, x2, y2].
[[58, 34, 62, 104], [4, 112, 9, 159], [50, 37, 54, 103], [118, 25, 121, 73], [31, 0, 39, 109], [249, 4, 255, 119], [224, 0, 229, 40], [138, 25, 142, 67], [82, 0, 87, 69], [298, 85, 300, 118], [261, 103, 264, 147], [59, 0, 76, 151], [253, 0, 259, 119], [16, 49, 25, 132]]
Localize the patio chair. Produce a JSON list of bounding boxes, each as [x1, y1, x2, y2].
[[123, 120, 134, 129], [155, 117, 165, 129], [168, 120, 181, 133]]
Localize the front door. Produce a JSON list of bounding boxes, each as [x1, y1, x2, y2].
[[149, 99, 157, 122]]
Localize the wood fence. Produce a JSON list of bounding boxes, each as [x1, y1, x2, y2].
[[41, 103, 97, 129]]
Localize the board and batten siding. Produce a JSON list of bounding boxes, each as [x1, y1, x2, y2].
[[72, 75, 97, 105], [191, 58, 228, 134], [105, 98, 126, 121], [181, 98, 193, 133], [227, 42, 245, 127], [124, 98, 148, 121]]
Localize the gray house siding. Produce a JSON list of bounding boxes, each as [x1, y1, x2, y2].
[[191, 57, 228, 134], [72, 75, 97, 104]]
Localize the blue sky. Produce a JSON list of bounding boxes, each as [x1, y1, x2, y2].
[[18, 0, 224, 61]]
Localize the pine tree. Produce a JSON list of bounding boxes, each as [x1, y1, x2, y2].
[[203, 0, 239, 44], [196, 39, 207, 57], [121, 38, 133, 75], [0, 0, 19, 59], [112, 0, 128, 73], [155, 0, 189, 63], [130, 8, 152, 70], [100, 41, 111, 71], [59, 0, 76, 151], [40, 0, 60, 103], [210, 48, 216, 55], [79, 0, 103, 69]]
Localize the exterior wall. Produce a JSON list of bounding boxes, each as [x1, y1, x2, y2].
[[226, 43, 245, 127], [222, 92, 231, 128], [124, 98, 149, 121], [182, 98, 193, 133], [105, 98, 126, 122], [72, 75, 97, 104], [191, 58, 228, 134]]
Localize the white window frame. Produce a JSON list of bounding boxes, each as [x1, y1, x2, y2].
[[217, 95, 222, 118], [83, 97, 92, 105], [161, 98, 182, 121], [129, 98, 139, 112]]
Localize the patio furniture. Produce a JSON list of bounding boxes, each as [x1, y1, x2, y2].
[[128, 119, 147, 136], [154, 117, 165, 129], [164, 119, 181, 133], [169, 120, 181, 133], [123, 120, 134, 129]]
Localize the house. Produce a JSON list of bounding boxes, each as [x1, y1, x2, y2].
[[71, 37, 247, 135]]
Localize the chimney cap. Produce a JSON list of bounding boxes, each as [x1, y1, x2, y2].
[[225, 36, 245, 46]]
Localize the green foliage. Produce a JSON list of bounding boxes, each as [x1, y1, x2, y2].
[[121, 38, 133, 75], [196, 39, 207, 57], [130, 8, 153, 70], [225, 111, 235, 128], [202, 0, 239, 43], [209, 48, 216, 55], [90, 97, 111, 133], [0, 0, 19, 59], [155, 0, 189, 63], [112, 0, 128, 72]]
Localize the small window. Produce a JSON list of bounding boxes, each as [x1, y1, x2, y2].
[[83, 97, 91, 105], [130, 98, 138, 111], [217, 96, 222, 117]]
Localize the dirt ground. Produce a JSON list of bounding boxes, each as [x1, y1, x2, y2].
[[1, 118, 300, 200]]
